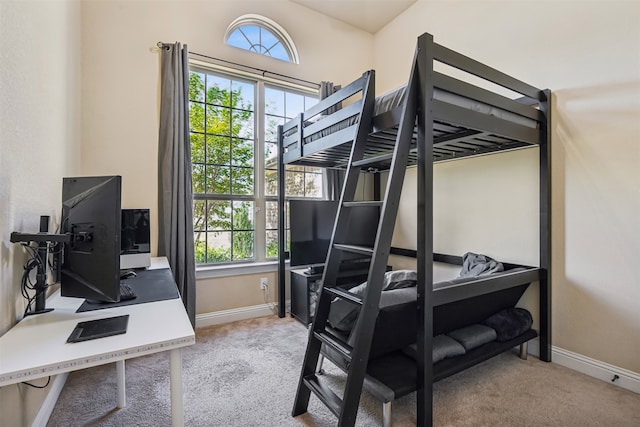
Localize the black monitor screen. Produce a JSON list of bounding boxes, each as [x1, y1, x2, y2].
[[289, 200, 380, 267], [121, 209, 150, 254], [60, 176, 122, 303]]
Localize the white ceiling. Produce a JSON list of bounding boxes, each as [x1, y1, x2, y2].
[[291, 0, 417, 34]]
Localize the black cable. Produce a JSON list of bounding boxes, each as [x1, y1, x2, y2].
[[48, 242, 63, 271], [21, 376, 51, 389], [19, 242, 50, 316]]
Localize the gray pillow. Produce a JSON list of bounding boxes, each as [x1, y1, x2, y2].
[[482, 307, 533, 342], [447, 324, 497, 351], [402, 335, 466, 363], [328, 270, 417, 332], [348, 270, 418, 296]]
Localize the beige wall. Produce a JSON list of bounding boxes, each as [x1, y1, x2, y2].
[[0, 0, 82, 425], [197, 271, 279, 314], [375, 0, 640, 373]]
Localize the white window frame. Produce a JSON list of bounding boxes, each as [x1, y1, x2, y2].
[[225, 14, 300, 64], [189, 59, 320, 271]]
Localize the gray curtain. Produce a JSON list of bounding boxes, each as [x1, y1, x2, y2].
[[324, 169, 345, 201], [158, 42, 196, 327], [320, 81, 345, 200], [320, 81, 342, 115]]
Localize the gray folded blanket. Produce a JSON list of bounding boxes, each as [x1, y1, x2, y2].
[[458, 252, 504, 278]]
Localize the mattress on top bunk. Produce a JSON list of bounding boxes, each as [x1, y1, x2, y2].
[[375, 84, 536, 128], [294, 83, 537, 145]]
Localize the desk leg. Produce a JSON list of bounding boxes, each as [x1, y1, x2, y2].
[[170, 348, 184, 427], [116, 360, 126, 408]]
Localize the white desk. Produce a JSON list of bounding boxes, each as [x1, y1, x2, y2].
[[0, 263, 195, 426]]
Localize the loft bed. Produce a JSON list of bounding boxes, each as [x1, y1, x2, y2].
[[277, 32, 551, 427], [279, 61, 542, 169]]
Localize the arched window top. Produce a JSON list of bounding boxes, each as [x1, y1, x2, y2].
[[225, 14, 299, 64]]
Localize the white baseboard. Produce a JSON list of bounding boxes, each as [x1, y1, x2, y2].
[[527, 338, 639, 394], [31, 372, 68, 427], [552, 346, 640, 394], [195, 301, 290, 328]]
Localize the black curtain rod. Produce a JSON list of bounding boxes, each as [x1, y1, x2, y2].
[[157, 42, 320, 89]]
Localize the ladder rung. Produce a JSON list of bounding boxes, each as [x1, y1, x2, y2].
[[352, 153, 393, 168], [342, 201, 383, 208], [303, 375, 343, 417], [324, 287, 363, 305], [314, 331, 353, 362], [333, 243, 374, 256]]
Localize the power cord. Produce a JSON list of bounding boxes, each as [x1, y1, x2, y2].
[[20, 244, 46, 317], [19, 241, 56, 317], [262, 283, 278, 315], [21, 377, 51, 389], [16, 242, 55, 390]]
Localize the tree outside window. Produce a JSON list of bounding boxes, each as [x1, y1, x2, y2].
[[189, 68, 321, 265]]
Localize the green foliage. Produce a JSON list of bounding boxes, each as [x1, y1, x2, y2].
[[194, 239, 231, 263], [190, 72, 256, 262], [232, 201, 253, 260], [189, 71, 321, 264]]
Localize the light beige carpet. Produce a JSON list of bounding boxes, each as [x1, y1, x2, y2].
[[48, 315, 640, 426]]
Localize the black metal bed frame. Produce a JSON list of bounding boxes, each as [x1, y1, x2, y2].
[[277, 32, 551, 426]]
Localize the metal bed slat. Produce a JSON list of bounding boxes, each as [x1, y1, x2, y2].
[[283, 133, 298, 148], [302, 100, 362, 137], [433, 121, 465, 133], [303, 72, 368, 119], [300, 126, 359, 157], [283, 116, 298, 133], [352, 130, 532, 169], [433, 129, 484, 144]]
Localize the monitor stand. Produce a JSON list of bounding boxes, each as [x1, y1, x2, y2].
[[10, 216, 71, 316]]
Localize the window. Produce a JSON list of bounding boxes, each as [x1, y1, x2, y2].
[[225, 14, 299, 63], [189, 67, 320, 265], [263, 86, 322, 258]]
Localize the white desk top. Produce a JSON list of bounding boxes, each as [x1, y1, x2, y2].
[[0, 264, 195, 386]]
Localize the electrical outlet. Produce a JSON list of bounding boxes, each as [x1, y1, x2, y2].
[[260, 277, 268, 290]]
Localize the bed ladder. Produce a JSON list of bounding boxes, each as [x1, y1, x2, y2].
[[292, 65, 421, 426]]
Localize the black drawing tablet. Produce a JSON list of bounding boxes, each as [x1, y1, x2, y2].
[[67, 315, 129, 343]]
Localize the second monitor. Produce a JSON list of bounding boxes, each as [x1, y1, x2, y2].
[[120, 208, 151, 270]]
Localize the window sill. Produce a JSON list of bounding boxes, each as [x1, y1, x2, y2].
[[196, 260, 290, 280]]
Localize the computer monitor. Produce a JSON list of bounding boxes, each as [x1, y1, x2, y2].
[[120, 208, 151, 269], [60, 176, 122, 303], [289, 200, 380, 269]]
